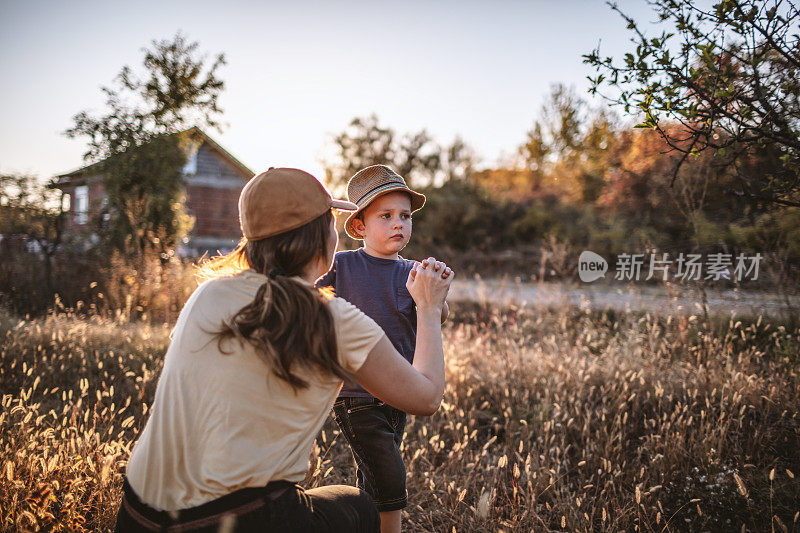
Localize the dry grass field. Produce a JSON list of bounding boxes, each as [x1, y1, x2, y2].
[[1, 300, 799, 532]]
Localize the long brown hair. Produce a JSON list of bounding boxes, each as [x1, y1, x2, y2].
[[196, 210, 350, 389]]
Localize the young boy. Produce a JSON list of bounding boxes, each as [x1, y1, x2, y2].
[[316, 164, 451, 533]]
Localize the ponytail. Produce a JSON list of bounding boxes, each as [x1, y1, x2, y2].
[[198, 210, 350, 389]]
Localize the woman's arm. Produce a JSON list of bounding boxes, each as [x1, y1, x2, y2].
[[353, 258, 452, 416]]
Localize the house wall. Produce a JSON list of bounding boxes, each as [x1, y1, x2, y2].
[[55, 138, 251, 256], [196, 143, 243, 180], [185, 185, 241, 238], [182, 143, 248, 254]]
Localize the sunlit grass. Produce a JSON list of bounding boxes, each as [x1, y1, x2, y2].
[[2, 303, 799, 531]]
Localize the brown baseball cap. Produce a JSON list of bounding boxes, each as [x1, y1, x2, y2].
[[344, 165, 426, 240], [239, 167, 358, 240]]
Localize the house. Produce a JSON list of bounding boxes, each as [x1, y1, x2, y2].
[[52, 128, 254, 256]]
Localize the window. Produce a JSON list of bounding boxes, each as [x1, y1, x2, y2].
[[182, 143, 199, 175], [74, 185, 89, 224]]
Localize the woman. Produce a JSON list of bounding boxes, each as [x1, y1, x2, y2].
[[114, 167, 453, 532]]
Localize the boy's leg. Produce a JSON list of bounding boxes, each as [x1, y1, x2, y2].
[[331, 398, 408, 521], [379, 510, 401, 533], [382, 407, 407, 533], [371, 405, 408, 533]]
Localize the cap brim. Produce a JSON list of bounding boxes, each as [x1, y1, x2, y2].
[[330, 198, 359, 211]]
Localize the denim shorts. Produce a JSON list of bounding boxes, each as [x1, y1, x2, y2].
[[331, 397, 408, 512]]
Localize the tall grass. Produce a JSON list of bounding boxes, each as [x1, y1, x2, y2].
[[2, 302, 798, 532]]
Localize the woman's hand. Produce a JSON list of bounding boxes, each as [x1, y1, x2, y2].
[[406, 257, 454, 312]]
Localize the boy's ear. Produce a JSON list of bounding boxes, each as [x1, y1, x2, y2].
[[352, 217, 366, 238]]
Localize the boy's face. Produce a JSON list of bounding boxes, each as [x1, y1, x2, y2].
[[353, 191, 412, 259]]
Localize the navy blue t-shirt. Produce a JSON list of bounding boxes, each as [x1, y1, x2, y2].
[[316, 248, 417, 397]]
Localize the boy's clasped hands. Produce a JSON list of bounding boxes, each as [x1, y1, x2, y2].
[[414, 257, 453, 279]]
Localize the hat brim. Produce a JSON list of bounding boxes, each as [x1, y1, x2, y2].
[[330, 198, 358, 211], [344, 185, 426, 240]]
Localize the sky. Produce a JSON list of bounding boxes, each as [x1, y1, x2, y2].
[[0, 0, 658, 184]]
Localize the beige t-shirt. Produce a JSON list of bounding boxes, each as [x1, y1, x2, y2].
[[125, 269, 384, 511]]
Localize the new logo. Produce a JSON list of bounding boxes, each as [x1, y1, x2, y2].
[[578, 250, 608, 282]]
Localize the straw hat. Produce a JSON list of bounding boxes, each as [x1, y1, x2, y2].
[[344, 165, 426, 239]]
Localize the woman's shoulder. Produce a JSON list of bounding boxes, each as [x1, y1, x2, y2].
[[169, 271, 266, 344], [194, 271, 255, 293], [186, 271, 266, 315], [326, 294, 359, 318]]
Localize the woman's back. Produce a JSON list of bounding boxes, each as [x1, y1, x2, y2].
[[125, 269, 383, 511]]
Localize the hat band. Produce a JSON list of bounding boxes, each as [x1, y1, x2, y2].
[[355, 181, 406, 205]]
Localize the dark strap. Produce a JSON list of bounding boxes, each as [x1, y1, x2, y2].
[[122, 478, 294, 532]]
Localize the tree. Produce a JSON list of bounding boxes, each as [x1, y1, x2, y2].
[[65, 32, 226, 255], [441, 136, 478, 184], [0, 174, 65, 296], [517, 84, 622, 202], [584, 0, 800, 208], [324, 114, 443, 192]]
